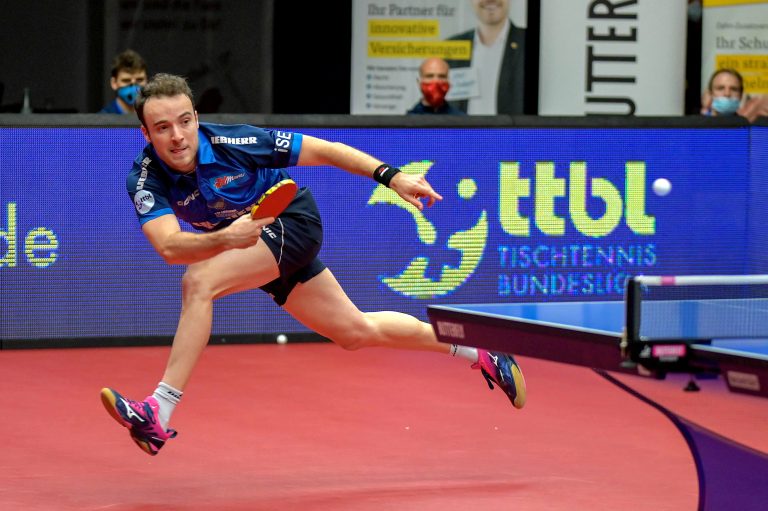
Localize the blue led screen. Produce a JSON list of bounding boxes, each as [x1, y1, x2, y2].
[[0, 125, 759, 341], [748, 125, 768, 274]]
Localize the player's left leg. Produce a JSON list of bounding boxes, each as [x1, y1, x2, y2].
[[282, 268, 526, 408], [282, 268, 447, 353]]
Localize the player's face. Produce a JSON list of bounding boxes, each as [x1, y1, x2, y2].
[[472, 0, 509, 26], [711, 72, 742, 99], [141, 94, 199, 173]]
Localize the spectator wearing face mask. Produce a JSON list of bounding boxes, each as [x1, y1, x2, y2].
[[407, 58, 466, 115], [100, 49, 148, 115], [701, 68, 743, 117]]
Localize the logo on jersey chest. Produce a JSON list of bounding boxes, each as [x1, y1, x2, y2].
[[210, 136, 259, 145], [213, 173, 246, 189], [177, 189, 201, 207]]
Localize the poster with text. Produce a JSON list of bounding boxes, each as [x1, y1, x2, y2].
[[351, 0, 528, 115], [701, 0, 768, 98], [539, 0, 687, 115]]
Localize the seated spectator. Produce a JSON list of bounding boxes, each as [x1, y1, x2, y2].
[[701, 68, 768, 123], [407, 58, 466, 115], [100, 49, 148, 114]]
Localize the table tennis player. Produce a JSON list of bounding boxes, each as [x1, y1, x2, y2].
[[101, 73, 526, 456]]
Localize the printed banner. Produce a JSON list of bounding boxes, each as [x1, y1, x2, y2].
[[0, 124, 763, 342], [350, 0, 528, 115], [701, 0, 768, 97], [539, 0, 688, 115]]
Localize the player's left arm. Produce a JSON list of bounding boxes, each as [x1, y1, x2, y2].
[[296, 134, 442, 210]]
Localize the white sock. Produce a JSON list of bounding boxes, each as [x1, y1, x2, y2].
[[449, 344, 479, 363], [152, 382, 183, 430]]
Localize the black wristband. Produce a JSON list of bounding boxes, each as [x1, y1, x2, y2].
[[372, 164, 401, 188]]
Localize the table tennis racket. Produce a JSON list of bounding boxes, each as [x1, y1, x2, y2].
[[250, 179, 297, 220]]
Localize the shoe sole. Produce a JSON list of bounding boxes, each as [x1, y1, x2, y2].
[[100, 388, 156, 456], [100, 388, 131, 428], [509, 362, 527, 409]]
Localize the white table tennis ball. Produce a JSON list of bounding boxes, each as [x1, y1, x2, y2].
[[276, 334, 288, 344], [652, 178, 672, 196]]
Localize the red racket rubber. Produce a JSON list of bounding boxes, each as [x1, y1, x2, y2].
[[250, 179, 298, 220]]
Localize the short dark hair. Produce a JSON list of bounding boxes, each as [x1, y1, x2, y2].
[[135, 73, 195, 126], [708, 68, 744, 94], [110, 49, 147, 78]]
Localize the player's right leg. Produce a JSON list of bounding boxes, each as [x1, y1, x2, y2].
[[101, 238, 281, 454], [162, 239, 282, 391], [100, 387, 177, 456]]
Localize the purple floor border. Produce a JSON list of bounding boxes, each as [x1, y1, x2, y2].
[[597, 370, 768, 511]]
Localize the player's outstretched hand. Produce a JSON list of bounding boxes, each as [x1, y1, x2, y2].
[[389, 172, 443, 211], [224, 214, 274, 249]]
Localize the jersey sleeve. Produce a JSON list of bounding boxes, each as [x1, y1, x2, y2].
[[264, 129, 303, 167], [126, 155, 174, 225]]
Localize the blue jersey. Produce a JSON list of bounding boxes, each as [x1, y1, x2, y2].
[[126, 122, 303, 231]]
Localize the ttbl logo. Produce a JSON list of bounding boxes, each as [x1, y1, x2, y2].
[[500, 161, 655, 237], [368, 161, 488, 299], [370, 160, 656, 299]]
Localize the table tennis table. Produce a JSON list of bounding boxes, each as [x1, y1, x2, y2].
[[427, 300, 768, 398]]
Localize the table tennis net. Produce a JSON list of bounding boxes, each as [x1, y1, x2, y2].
[[625, 275, 768, 341]]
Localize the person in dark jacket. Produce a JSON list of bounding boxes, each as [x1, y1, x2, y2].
[[446, 0, 525, 115]]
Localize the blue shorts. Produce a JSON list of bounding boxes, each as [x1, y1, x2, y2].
[[258, 187, 326, 305]]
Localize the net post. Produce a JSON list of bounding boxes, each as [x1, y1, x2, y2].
[[621, 276, 642, 365]]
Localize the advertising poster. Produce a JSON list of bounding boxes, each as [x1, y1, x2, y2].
[[351, 0, 528, 115], [539, 0, 688, 115], [701, 0, 768, 98]]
